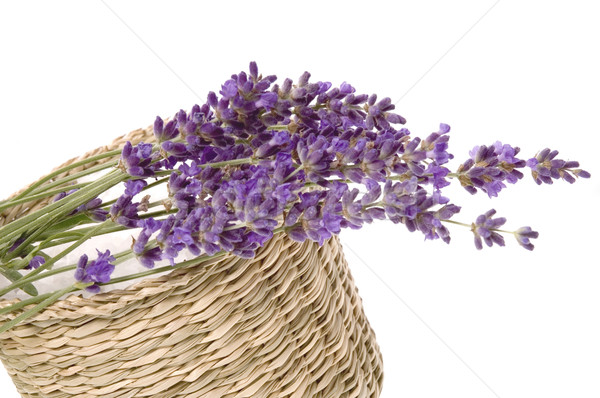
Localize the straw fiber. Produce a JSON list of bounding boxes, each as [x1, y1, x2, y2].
[[0, 126, 384, 397]]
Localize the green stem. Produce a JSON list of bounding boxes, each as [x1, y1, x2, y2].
[[0, 292, 53, 316], [0, 268, 38, 297], [284, 164, 304, 182], [11, 169, 170, 245], [140, 209, 176, 220], [36, 213, 93, 242], [2, 215, 61, 263], [224, 222, 248, 231], [39, 236, 88, 249], [7, 148, 122, 202], [25, 161, 117, 197], [114, 250, 136, 265], [266, 125, 290, 131], [0, 170, 126, 249], [416, 172, 460, 180], [441, 219, 472, 228], [0, 284, 80, 334], [205, 157, 256, 169], [441, 219, 514, 235], [0, 182, 91, 214], [41, 222, 138, 250], [35, 206, 173, 251], [30, 220, 112, 276], [493, 228, 514, 235]]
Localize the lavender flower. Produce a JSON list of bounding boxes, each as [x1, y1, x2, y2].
[[133, 218, 163, 268], [153, 116, 179, 143], [422, 123, 453, 166], [382, 177, 423, 222], [53, 188, 79, 202], [526, 148, 591, 185], [74, 250, 116, 293], [24, 255, 45, 270], [120, 141, 158, 177], [471, 209, 506, 250], [136, 247, 162, 269], [76, 198, 109, 222], [297, 135, 333, 182], [125, 179, 147, 196], [366, 94, 406, 130], [514, 226, 539, 251], [109, 192, 149, 228]]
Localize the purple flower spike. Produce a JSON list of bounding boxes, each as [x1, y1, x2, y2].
[[514, 226, 539, 251], [458, 142, 525, 197], [74, 250, 116, 292], [471, 209, 506, 250], [527, 148, 591, 185]]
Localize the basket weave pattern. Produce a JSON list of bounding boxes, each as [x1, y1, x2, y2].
[[0, 128, 384, 397]]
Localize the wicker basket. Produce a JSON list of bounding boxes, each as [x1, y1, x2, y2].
[[0, 127, 384, 398]]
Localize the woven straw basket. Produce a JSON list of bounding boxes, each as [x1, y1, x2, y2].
[[0, 127, 383, 398]]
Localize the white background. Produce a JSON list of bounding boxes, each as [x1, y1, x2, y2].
[[1, 1, 599, 397]]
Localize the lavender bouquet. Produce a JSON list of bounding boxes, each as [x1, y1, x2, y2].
[[0, 62, 590, 334]]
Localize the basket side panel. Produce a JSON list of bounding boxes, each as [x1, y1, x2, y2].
[[0, 235, 383, 398]]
